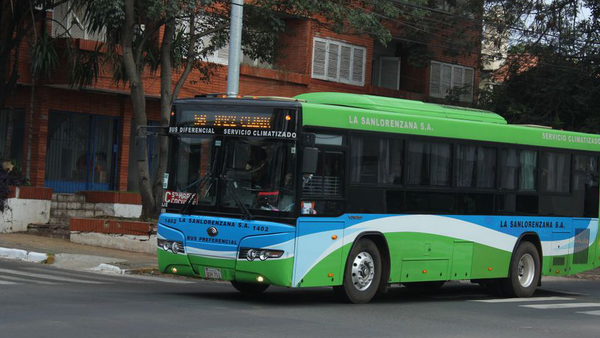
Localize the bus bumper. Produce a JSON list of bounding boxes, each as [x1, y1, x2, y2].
[[157, 224, 295, 287]]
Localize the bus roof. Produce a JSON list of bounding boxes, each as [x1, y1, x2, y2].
[[294, 92, 507, 125], [293, 92, 600, 152]]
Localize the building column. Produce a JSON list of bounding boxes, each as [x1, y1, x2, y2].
[[26, 87, 49, 187], [118, 97, 131, 191]]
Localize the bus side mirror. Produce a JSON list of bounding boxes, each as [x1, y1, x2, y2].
[[302, 147, 318, 174]]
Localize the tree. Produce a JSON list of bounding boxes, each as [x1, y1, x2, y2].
[[480, 0, 600, 131], [0, 1, 66, 161], [71, 0, 399, 219]]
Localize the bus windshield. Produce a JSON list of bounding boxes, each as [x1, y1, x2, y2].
[[166, 135, 297, 218], [220, 137, 296, 215]]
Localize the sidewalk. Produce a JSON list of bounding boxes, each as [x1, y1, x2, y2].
[[0, 233, 157, 273]]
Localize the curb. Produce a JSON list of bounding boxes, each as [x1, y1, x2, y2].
[[0, 246, 54, 264], [124, 267, 159, 275], [90, 263, 125, 274]]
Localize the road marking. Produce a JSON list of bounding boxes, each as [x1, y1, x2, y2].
[[472, 297, 575, 303], [576, 310, 600, 316], [0, 275, 57, 285], [18, 267, 193, 284], [521, 303, 600, 309], [0, 268, 106, 284], [548, 291, 588, 296], [24, 267, 146, 284], [0, 280, 17, 285], [119, 274, 196, 284]]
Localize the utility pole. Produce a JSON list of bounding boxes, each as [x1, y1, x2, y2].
[[226, 0, 244, 97]]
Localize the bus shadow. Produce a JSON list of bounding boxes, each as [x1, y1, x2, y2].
[[164, 281, 572, 306]]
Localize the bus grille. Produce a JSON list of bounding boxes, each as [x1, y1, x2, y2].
[[573, 228, 590, 264]]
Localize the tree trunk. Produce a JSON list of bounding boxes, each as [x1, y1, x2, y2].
[[152, 16, 200, 219], [122, 0, 154, 220], [152, 19, 175, 219]]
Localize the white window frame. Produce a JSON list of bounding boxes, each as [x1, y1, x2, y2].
[[430, 61, 474, 102], [311, 37, 366, 87]]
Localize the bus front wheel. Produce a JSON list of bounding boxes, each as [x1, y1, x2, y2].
[[500, 241, 541, 298], [231, 281, 269, 294], [338, 239, 382, 304]]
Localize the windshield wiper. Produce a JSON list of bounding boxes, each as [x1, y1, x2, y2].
[[180, 172, 212, 215], [221, 175, 253, 220]]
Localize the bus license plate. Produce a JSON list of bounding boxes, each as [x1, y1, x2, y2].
[[204, 267, 222, 279]]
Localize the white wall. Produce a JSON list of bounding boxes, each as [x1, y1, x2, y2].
[[0, 198, 51, 233], [70, 232, 156, 255], [95, 203, 142, 218]]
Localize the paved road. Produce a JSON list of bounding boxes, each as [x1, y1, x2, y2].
[[1, 258, 599, 338]]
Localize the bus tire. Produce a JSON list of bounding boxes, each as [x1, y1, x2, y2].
[[500, 241, 540, 298], [231, 281, 269, 294], [339, 239, 382, 304]]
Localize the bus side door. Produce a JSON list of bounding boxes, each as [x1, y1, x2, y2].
[[293, 219, 345, 287]]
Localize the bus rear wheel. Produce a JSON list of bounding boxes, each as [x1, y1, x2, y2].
[[231, 281, 269, 294], [338, 239, 382, 304], [500, 241, 541, 298]]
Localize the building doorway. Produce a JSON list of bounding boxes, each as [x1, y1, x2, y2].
[[45, 111, 119, 193]]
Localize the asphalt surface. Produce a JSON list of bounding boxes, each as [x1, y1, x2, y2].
[[2, 258, 600, 338]]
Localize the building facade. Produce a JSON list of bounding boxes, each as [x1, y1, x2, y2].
[[0, 1, 482, 194]]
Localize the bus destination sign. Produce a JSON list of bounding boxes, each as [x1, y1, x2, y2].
[[171, 109, 297, 139]]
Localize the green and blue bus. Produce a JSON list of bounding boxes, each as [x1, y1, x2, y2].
[[157, 92, 600, 303]]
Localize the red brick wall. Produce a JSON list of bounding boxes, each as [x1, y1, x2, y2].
[[3, 10, 483, 190], [277, 19, 310, 74]]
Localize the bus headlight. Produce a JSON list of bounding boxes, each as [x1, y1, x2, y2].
[[259, 250, 269, 261], [172, 242, 182, 254], [158, 239, 185, 254], [246, 249, 257, 261], [241, 248, 284, 261]]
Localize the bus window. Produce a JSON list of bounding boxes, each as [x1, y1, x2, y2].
[[347, 188, 385, 213], [500, 149, 519, 190], [540, 152, 570, 193], [405, 191, 454, 214], [350, 136, 403, 185], [455, 193, 495, 215], [302, 151, 344, 197], [520, 150, 537, 191], [500, 149, 537, 191], [301, 150, 345, 215], [573, 155, 599, 217], [456, 145, 496, 189], [407, 141, 451, 187]]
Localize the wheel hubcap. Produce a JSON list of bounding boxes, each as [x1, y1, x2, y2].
[[517, 253, 535, 288], [351, 251, 375, 291]]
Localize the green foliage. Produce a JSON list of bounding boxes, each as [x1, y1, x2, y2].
[[480, 56, 600, 132], [29, 31, 59, 82], [67, 0, 398, 86], [66, 42, 103, 88], [481, 0, 600, 133]]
